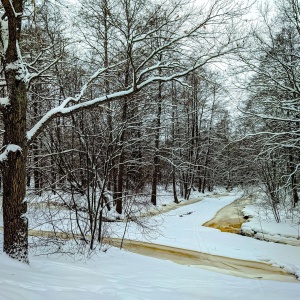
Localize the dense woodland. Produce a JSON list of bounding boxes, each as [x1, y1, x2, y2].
[[0, 0, 299, 262]]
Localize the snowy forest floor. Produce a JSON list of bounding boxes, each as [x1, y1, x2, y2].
[[1, 190, 300, 299]]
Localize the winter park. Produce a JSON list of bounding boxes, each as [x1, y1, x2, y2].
[[1, 0, 300, 299]]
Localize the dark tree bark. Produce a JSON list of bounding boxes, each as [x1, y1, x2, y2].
[[201, 86, 216, 193], [289, 153, 299, 207], [116, 98, 127, 214], [171, 82, 179, 204], [1, 0, 28, 262], [150, 81, 162, 206]]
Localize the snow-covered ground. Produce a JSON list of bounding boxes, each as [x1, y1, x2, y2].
[[1, 190, 300, 299], [242, 200, 300, 246], [114, 192, 300, 277]]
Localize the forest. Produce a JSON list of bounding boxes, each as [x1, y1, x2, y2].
[[0, 0, 299, 266]]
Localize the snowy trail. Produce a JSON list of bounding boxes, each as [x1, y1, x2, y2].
[[1, 192, 300, 300], [107, 238, 298, 282], [1, 239, 299, 300], [0, 224, 297, 282], [119, 191, 300, 280], [1, 192, 299, 282]]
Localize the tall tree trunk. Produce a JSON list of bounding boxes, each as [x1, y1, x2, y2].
[[33, 141, 41, 192], [2, 116, 28, 262], [31, 87, 42, 194], [150, 81, 162, 205], [171, 82, 179, 204], [201, 85, 216, 193], [289, 153, 299, 207], [102, 0, 115, 194], [115, 21, 131, 213], [116, 99, 127, 214], [116, 148, 125, 214], [1, 0, 29, 262]]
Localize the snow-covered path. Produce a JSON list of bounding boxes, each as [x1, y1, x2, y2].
[[117, 192, 300, 279], [1, 191, 300, 299], [1, 244, 300, 300], [107, 237, 297, 282]]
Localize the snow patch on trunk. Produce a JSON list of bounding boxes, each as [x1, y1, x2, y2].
[[0, 97, 9, 106], [0, 144, 22, 161]]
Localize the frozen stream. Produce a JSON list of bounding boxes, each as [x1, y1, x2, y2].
[[1, 192, 299, 283]]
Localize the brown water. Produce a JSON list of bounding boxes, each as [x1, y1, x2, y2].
[[0, 194, 298, 283], [203, 196, 251, 233], [106, 238, 298, 283]]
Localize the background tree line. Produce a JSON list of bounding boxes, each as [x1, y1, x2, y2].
[[237, 0, 300, 223]]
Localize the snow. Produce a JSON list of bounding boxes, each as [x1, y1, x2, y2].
[[0, 190, 300, 299], [0, 242, 299, 300], [114, 192, 300, 277], [0, 18, 9, 54], [0, 97, 9, 106], [26, 86, 135, 141], [242, 203, 300, 245], [0, 144, 22, 161]]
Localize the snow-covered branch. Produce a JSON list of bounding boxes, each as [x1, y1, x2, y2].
[[27, 56, 62, 85], [25, 0, 242, 144], [7, 0, 22, 18], [27, 45, 232, 144]]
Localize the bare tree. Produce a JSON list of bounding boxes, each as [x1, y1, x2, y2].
[[238, 0, 300, 219]]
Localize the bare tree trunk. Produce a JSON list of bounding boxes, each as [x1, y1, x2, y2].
[[289, 153, 299, 207], [33, 144, 40, 189], [116, 99, 127, 214], [2, 89, 28, 262], [150, 81, 162, 205], [116, 148, 125, 214], [1, 0, 29, 262], [102, 0, 115, 195], [201, 149, 210, 193], [201, 85, 216, 193], [171, 82, 179, 204]]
